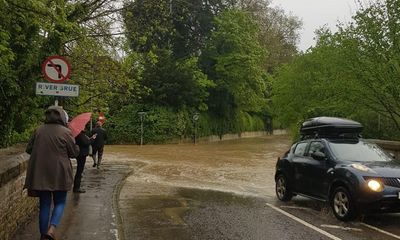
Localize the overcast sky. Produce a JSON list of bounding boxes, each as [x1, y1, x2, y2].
[[270, 0, 360, 51]]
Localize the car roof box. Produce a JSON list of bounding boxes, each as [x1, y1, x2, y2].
[[300, 117, 363, 137]]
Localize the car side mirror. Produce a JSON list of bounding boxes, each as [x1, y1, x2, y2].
[[311, 151, 326, 161]]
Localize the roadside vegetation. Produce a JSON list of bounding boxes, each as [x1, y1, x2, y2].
[[273, 0, 400, 140], [1, 0, 398, 146]]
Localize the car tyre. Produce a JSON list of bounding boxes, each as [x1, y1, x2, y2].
[[275, 174, 293, 201], [330, 186, 357, 221]]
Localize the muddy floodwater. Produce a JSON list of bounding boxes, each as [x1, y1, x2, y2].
[[109, 135, 291, 198], [108, 135, 294, 240]]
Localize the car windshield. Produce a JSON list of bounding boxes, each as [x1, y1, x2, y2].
[[328, 140, 392, 162]]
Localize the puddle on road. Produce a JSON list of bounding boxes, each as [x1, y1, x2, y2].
[[119, 181, 262, 240]]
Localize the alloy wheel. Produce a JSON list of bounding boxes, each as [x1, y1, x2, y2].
[[333, 191, 349, 218], [276, 177, 286, 199], [275, 174, 292, 201]]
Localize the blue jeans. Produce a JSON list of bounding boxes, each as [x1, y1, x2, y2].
[[39, 191, 67, 234]]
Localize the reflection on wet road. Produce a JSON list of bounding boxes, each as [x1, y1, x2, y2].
[[110, 135, 400, 240]]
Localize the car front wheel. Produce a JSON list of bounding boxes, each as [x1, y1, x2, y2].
[[275, 174, 293, 201], [331, 186, 357, 221]]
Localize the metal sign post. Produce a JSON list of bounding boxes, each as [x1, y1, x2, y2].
[[193, 113, 199, 144], [138, 111, 147, 146]]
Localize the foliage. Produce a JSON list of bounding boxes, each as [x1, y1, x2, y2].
[[272, 0, 400, 140], [107, 104, 267, 144], [0, 0, 302, 147], [0, 0, 45, 147], [0, 0, 133, 147], [107, 104, 190, 144], [202, 10, 268, 118], [137, 49, 214, 110]]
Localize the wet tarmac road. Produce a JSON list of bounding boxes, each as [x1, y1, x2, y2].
[[14, 163, 132, 240], [13, 135, 400, 239]]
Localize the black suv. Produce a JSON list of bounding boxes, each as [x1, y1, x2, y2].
[[275, 117, 400, 221]]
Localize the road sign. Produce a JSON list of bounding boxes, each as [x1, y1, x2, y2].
[[42, 56, 71, 83], [36, 82, 79, 97]]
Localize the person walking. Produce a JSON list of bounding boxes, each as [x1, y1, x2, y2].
[[25, 106, 79, 240], [91, 121, 107, 169], [73, 130, 95, 193]]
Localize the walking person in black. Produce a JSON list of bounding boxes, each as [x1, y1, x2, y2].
[[73, 130, 96, 193], [91, 121, 107, 169]]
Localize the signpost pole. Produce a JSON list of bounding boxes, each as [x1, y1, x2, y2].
[[138, 111, 146, 146], [193, 113, 199, 145], [141, 115, 143, 146]]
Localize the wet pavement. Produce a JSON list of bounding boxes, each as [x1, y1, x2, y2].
[[12, 135, 400, 240], [13, 161, 132, 240]]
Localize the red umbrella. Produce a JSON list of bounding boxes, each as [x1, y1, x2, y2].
[[68, 112, 92, 138]]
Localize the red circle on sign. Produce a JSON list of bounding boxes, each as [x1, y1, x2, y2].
[[42, 55, 72, 83]]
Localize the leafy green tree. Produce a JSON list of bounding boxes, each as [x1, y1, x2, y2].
[[272, 0, 400, 140], [123, 0, 216, 110], [137, 49, 214, 110], [336, 0, 400, 132], [0, 0, 45, 147], [66, 37, 137, 117], [0, 0, 127, 146], [231, 0, 302, 72], [202, 10, 267, 115]]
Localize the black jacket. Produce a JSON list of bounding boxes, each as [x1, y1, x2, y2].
[[91, 127, 107, 148], [75, 132, 91, 157]]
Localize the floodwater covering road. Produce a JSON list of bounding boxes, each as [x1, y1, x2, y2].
[[111, 135, 400, 240], [13, 135, 400, 240]]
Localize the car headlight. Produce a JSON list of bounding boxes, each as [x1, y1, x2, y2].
[[367, 179, 384, 192]]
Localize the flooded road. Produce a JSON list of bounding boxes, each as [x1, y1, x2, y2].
[[13, 135, 400, 239], [109, 135, 291, 199], [113, 135, 327, 240], [109, 135, 400, 240]]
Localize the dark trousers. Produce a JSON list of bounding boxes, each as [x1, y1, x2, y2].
[[73, 155, 87, 191], [92, 146, 104, 166]]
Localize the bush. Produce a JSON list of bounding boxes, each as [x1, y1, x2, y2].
[[107, 104, 268, 144]]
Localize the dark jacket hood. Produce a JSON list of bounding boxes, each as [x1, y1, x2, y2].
[[44, 106, 68, 126]]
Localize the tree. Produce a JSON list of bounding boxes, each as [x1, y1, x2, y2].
[[337, 0, 400, 132], [272, 0, 400, 139], [123, 0, 217, 110], [202, 10, 267, 115], [0, 0, 45, 147], [0, 0, 127, 147]]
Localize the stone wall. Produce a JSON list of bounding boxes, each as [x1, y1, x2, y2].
[[196, 131, 276, 143], [0, 153, 37, 240]]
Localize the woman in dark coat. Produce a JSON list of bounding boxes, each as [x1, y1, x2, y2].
[[73, 130, 95, 193], [25, 106, 79, 240]]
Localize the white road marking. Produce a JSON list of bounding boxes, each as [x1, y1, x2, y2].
[[266, 203, 342, 240], [361, 223, 400, 239], [321, 224, 362, 232], [280, 205, 314, 211]]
